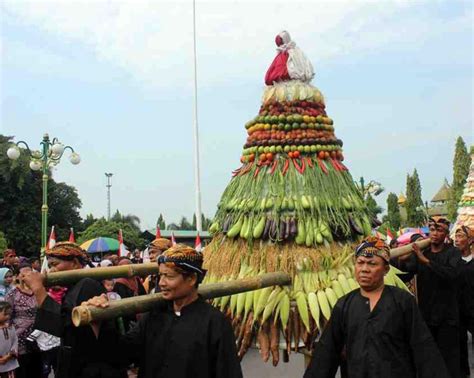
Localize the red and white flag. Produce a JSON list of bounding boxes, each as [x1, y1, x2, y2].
[[156, 226, 161, 239], [195, 233, 202, 252], [69, 228, 75, 243], [386, 229, 394, 244], [41, 226, 56, 273], [47, 226, 56, 250], [118, 229, 127, 257], [171, 232, 177, 246]]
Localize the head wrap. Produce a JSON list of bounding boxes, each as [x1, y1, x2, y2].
[[157, 244, 206, 283], [149, 238, 172, 254], [355, 236, 390, 263], [100, 259, 113, 267], [46, 242, 88, 263], [428, 217, 450, 232], [3, 249, 16, 258], [456, 226, 474, 243]]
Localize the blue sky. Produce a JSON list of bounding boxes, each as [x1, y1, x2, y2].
[[1, 0, 472, 230]]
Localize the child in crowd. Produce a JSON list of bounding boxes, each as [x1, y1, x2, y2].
[[0, 301, 19, 378], [0, 270, 13, 301], [102, 279, 121, 301]]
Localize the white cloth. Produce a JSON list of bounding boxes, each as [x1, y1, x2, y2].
[[277, 30, 314, 83], [27, 329, 60, 352], [462, 255, 473, 263]]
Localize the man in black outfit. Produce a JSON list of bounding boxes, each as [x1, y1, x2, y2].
[[395, 217, 462, 377]]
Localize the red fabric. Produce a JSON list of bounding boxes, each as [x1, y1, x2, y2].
[[265, 51, 290, 85], [156, 227, 161, 239], [68, 228, 75, 243]]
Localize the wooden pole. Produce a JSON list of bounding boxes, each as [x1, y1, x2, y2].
[[72, 272, 291, 327], [44, 263, 159, 287], [389, 238, 431, 259]]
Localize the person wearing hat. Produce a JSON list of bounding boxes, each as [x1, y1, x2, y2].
[[304, 237, 449, 378], [455, 225, 474, 377], [393, 217, 462, 377], [22, 242, 127, 378], [143, 238, 172, 293], [85, 243, 243, 378]]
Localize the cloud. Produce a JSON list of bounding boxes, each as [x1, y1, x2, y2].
[[3, 1, 471, 90]]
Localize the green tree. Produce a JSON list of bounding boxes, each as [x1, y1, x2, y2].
[[156, 214, 166, 230], [0, 135, 84, 256], [386, 192, 401, 229], [365, 193, 382, 220], [179, 217, 192, 230], [111, 210, 141, 232], [83, 214, 99, 230], [0, 231, 8, 255], [406, 169, 424, 226], [447, 137, 470, 221], [77, 219, 144, 250]]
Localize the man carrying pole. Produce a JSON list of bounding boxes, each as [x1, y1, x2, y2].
[[84, 244, 243, 378], [393, 217, 462, 377], [304, 237, 449, 378]]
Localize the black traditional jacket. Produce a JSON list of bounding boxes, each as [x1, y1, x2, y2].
[[304, 286, 449, 378]]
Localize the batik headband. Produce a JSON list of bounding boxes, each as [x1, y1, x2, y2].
[[355, 236, 390, 263], [428, 217, 450, 231], [148, 238, 172, 253], [46, 242, 88, 261], [157, 244, 206, 282]]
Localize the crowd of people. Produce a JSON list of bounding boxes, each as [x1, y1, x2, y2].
[[0, 219, 472, 378]]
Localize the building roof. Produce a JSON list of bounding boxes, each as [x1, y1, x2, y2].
[[427, 204, 448, 217], [431, 179, 451, 203], [143, 229, 211, 238]]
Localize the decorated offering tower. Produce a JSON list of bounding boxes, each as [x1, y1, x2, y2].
[[203, 31, 407, 364], [453, 146, 474, 232]]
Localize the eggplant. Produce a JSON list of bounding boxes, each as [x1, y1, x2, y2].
[[269, 219, 278, 240], [289, 217, 297, 238], [348, 214, 364, 235], [222, 215, 233, 233], [279, 218, 286, 240], [284, 217, 291, 239], [262, 218, 272, 239]]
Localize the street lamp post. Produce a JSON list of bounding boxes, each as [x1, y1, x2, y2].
[[7, 133, 80, 255], [105, 173, 113, 221]]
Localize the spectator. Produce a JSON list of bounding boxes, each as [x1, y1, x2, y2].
[[130, 249, 143, 264], [5, 263, 41, 378], [1, 250, 19, 274], [28, 257, 41, 273], [0, 269, 13, 301], [0, 301, 19, 377], [113, 259, 146, 332]]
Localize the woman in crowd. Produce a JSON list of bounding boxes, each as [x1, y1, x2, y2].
[[5, 263, 41, 378], [0, 269, 13, 301]]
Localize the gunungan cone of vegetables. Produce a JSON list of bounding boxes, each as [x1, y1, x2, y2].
[[203, 31, 409, 364]]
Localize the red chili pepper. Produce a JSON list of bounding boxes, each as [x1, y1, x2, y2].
[[270, 159, 278, 174], [253, 166, 260, 178], [306, 157, 314, 168], [339, 162, 348, 171], [329, 158, 339, 172], [282, 159, 290, 175], [301, 158, 306, 173], [293, 158, 305, 174], [317, 158, 328, 174]]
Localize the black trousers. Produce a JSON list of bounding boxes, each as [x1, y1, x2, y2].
[[429, 324, 461, 378], [16, 352, 42, 378], [459, 325, 471, 377]]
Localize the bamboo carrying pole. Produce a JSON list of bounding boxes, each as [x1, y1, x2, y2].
[[389, 238, 431, 259], [44, 263, 160, 287], [46, 239, 431, 287], [72, 272, 291, 327]]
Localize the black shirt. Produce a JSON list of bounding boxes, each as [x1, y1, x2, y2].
[[121, 296, 243, 378], [394, 244, 462, 326], [304, 286, 449, 378], [34, 278, 127, 378]]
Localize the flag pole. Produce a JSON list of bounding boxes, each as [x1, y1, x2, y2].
[[192, 0, 203, 233]]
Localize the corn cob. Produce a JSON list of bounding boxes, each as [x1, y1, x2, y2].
[[317, 289, 331, 320]]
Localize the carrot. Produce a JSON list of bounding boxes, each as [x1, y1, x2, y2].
[[270, 320, 280, 366], [282, 159, 290, 176], [253, 167, 260, 178], [258, 321, 271, 362], [270, 159, 278, 174], [238, 313, 254, 360], [292, 309, 300, 352], [317, 158, 328, 174]]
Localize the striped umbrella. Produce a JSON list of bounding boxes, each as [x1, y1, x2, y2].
[[80, 237, 121, 253]]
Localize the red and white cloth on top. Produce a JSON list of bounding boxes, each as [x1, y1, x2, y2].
[[265, 31, 315, 85]]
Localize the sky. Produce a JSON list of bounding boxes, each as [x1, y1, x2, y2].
[[1, 0, 472, 231]]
